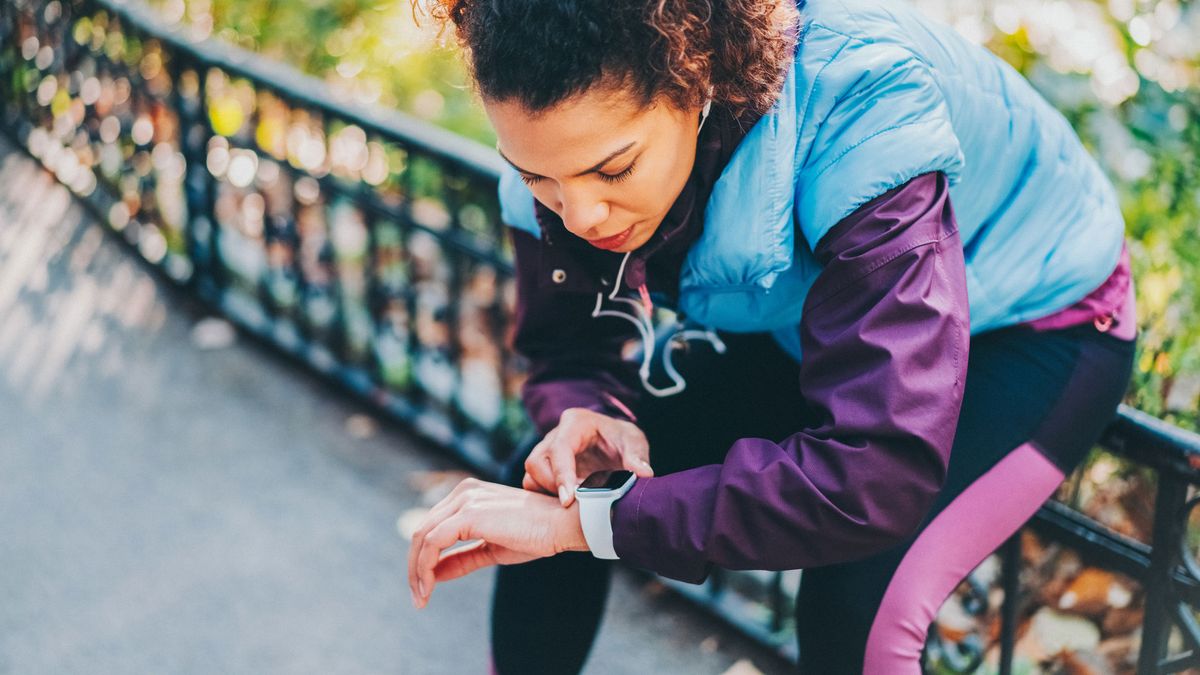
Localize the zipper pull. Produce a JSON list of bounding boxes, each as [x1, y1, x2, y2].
[[638, 284, 653, 315], [601, 391, 638, 423]]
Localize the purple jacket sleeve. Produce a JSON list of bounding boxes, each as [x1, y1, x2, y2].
[[611, 172, 970, 583], [509, 227, 642, 436]]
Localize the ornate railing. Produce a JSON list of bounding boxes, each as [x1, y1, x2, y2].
[[0, 0, 526, 477], [4, 1, 1200, 672]]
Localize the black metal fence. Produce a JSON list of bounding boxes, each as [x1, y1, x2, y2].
[[4, 1, 1200, 671]]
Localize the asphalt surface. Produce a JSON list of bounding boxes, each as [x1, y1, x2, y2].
[[0, 136, 793, 675]]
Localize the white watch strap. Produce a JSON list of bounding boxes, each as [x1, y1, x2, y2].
[[576, 474, 637, 560], [579, 498, 619, 559]]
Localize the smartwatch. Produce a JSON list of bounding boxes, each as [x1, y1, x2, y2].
[[575, 470, 637, 560]]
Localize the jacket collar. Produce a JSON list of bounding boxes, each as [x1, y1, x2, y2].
[[679, 54, 801, 296]]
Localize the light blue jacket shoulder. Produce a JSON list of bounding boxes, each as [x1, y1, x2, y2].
[[500, 0, 1126, 355]]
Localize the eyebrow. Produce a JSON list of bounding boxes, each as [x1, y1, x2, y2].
[[497, 141, 637, 179]]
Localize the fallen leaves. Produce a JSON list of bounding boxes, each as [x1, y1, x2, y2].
[[344, 413, 378, 439], [936, 531, 1146, 675], [190, 316, 236, 350], [719, 658, 764, 675]]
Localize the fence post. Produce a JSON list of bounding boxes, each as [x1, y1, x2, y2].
[[998, 531, 1021, 675], [1138, 472, 1189, 672], [177, 55, 224, 302]]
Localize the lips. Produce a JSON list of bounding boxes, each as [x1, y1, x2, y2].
[[588, 225, 635, 250]]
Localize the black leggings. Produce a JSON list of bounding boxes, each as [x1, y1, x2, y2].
[[491, 322, 1135, 674]]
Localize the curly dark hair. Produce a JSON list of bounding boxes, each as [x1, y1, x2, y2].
[[421, 0, 800, 117]]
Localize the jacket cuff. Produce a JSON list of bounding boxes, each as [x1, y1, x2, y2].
[[610, 468, 722, 584]]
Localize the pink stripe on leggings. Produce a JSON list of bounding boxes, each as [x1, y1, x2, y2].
[[863, 443, 1065, 673]]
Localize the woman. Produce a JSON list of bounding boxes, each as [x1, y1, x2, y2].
[[406, 0, 1138, 672]]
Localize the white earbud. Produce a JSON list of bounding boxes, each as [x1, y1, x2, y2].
[[697, 85, 715, 136]]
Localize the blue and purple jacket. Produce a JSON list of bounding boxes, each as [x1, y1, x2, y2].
[[500, 0, 1133, 583]]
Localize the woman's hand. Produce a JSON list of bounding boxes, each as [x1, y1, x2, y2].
[[522, 407, 654, 506], [407, 477, 589, 609]]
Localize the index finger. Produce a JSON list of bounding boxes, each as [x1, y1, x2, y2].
[[522, 452, 556, 496], [547, 428, 585, 506], [618, 427, 653, 477]]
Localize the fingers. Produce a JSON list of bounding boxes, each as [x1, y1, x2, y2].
[[407, 478, 565, 610], [621, 451, 654, 478], [435, 542, 537, 583], [408, 518, 438, 607], [618, 427, 653, 477], [524, 422, 585, 506], [413, 516, 470, 608], [407, 478, 474, 608], [522, 451, 556, 495], [548, 432, 580, 507], [521, 472, 539, 493], [407, 532, 427, 608], [433, 540, 497, 582], [522, 409, 653, 506]]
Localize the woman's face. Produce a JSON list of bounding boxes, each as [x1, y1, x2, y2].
[[485, 86, 703, 253]]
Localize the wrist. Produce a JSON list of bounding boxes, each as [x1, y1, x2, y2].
[[556, 501, 590, 553]]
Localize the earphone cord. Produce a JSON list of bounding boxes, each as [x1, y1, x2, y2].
[[586, 86, 722, 397], [590, 251, 725, 398]]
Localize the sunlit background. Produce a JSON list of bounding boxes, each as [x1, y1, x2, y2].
[[133, 0, 1200, 429]]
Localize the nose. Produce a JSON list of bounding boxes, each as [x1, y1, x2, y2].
[[557, 186, 610, 238]]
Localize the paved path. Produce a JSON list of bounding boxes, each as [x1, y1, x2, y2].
[[0, 137, 793, 675]]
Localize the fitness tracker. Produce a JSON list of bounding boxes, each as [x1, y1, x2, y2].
[[575, 470, 637, 560]]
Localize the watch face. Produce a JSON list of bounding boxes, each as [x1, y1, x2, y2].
[[578, 470, 634, 492]]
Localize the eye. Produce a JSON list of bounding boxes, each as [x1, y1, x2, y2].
[[519, 173, 543, 186], [598, 160, 637, 184]]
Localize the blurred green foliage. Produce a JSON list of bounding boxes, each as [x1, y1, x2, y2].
[[154, 0, 1200, 429], [156, 0, 493, 142], [960, 0, 1199, 431]]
